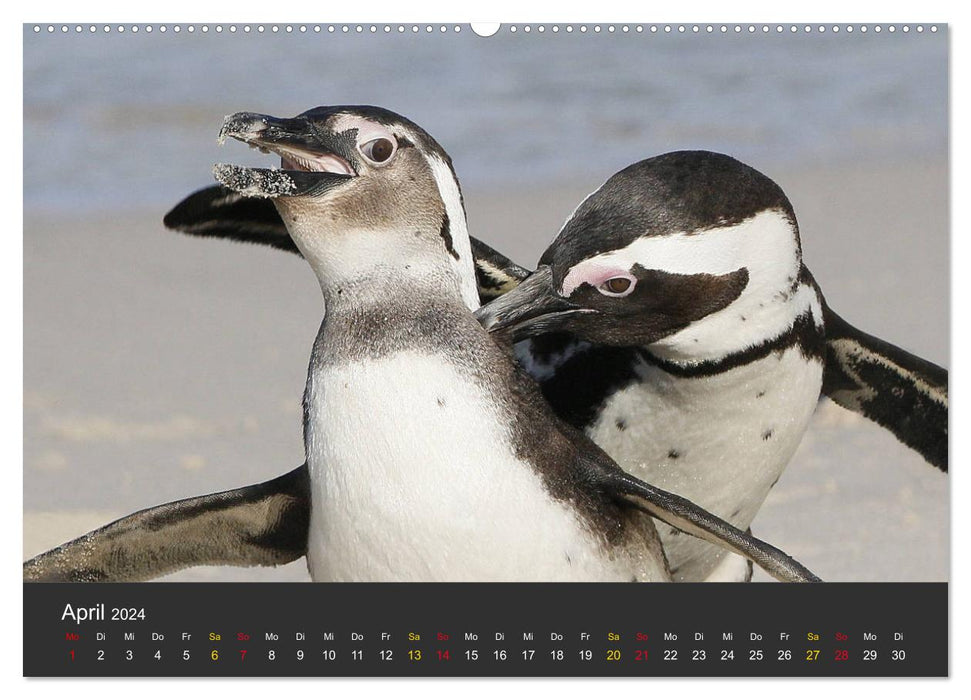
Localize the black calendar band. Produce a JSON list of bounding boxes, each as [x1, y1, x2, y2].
[[23, 582, 947, 677]]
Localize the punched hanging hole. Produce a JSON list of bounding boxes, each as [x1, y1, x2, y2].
[[471, 23, 501, 37]]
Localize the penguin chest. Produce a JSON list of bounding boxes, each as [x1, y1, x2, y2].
[[587, 347, 823, 580], [303, 350, 652, 582]]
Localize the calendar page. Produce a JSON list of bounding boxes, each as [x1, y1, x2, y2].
[[22, 21, 948, 678]]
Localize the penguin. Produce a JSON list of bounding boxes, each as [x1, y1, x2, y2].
[[473, 151, 946, 581], [23, 107, 819, 584]]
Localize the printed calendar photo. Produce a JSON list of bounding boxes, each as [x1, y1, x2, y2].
[[22, 21, 949, 678]]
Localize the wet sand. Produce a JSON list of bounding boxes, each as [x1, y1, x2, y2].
[[23, 159, 948, 582]]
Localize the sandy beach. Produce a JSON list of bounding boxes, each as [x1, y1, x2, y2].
[[23, 158, 948, 583]]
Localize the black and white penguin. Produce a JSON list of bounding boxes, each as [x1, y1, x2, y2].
[[24, 108, 818, 584], [475, 151, 946, 581]]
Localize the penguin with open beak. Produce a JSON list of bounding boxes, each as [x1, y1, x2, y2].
[[24, 107, 819, 584]]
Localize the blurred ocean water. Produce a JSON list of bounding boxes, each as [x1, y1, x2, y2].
[[24, 26, 947, 216]]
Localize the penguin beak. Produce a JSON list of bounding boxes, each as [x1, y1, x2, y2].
[[213, 112, 357, 199], [475, 266, 593, 341]]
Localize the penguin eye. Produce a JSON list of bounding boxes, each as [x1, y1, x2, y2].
[[360, 137, 396, 164], [600, 277, 634, 296]]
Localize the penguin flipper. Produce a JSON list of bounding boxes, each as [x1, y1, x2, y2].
[[23, 465, 310, 582], [469, 238, 531, 301], [604, 471, 821, 583], [163, 185, 304, 255], [822, 303, 948, 471]]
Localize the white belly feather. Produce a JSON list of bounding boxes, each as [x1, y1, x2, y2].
[[587, 348, 823, 581], [304, 350, 665, 582]]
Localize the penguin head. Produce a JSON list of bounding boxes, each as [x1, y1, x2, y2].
[[478, 151, 819, 362], [214, 105, 478, 308]]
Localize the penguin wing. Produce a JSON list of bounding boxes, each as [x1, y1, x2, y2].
[[163, 185, 303, 255], [596, 467, 821, 583], [821, 303, 948, 471], [164, 186, 532, 302], [469, 238, 532, 301], [23, 465, 310, 582]]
